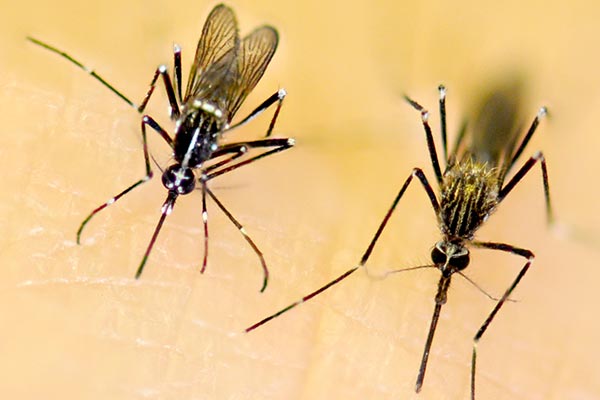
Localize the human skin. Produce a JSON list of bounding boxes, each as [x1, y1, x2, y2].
[[0, 1, 598, 399]]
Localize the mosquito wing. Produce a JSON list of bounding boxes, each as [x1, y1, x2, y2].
[[469, 78, 524, 169], [222, 25, 279, 121], [184, 4, 240, 101]]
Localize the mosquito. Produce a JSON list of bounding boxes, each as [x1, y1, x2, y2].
[[28, 4, 294, 291], [246, 85, 553, 398]]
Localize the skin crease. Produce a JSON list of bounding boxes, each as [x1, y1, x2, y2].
[[0, 0, 599, 399]]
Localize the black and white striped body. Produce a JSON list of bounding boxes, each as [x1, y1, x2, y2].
[[162, 100, 226, 196], [28, 4, 293, 291]]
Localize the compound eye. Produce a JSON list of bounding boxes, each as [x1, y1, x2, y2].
[[450, 251, 470, 271], [431, 246, 446, 265]]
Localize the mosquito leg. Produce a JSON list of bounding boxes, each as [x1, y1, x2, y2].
[[226, 89, 286, 137], [469, 241, 535, 400], [143, 115, 174, 148], [137, 65, 180, 119], [202, 139, 293, 292], [264, 89, 286, 138], [245, 265, 360, 332], [135, 191, 179, 278], [204, 144, 248, 173], [360, 168, 438, 266], [204, 187, 268, 292], [245, 167, 439, 332], [438, 85, 448, 162], [506, 107, 547, 171], [404, 96, 444, 185], [201, 183, 209, 273], [77, 116, 171, 243], [27, 36, 137, 108], [499, 151, 553, 224], [173, 44, 183, 104], [206, 138, 294, 180], [27, 36, 182, 119]]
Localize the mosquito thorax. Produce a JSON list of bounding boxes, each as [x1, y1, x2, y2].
[[431, 240, 470, 276], [173, 101, 224, 168], [162, 164, 196, 195]]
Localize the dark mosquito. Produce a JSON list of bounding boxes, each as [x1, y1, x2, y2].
[[246, 85, 553, 398], [28, 4, 294, 291]]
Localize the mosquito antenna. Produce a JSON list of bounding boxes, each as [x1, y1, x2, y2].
[[365, 264, 436, 280], [456, 271, 517, 302], [151, 153, 165, 174]]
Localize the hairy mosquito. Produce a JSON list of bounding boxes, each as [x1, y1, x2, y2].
[[246, 84, 552, 398], [28, 4, 294, 291]]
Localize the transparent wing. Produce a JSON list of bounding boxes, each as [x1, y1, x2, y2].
[[470, 77, 524, 169], [223, 26, 279, 120], [184, 4, 240, 100]]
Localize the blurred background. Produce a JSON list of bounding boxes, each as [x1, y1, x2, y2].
[[0, 0, 598, 399]]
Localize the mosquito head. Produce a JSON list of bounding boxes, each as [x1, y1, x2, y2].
[[431, 240, 470, 277], [162, 164, 196, 195]]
